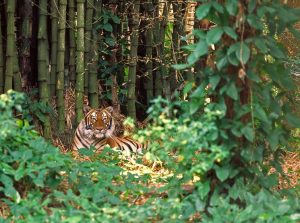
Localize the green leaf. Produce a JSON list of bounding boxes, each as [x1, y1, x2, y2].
[[247, 15, 263, 30], [268, 129, 283, 150], [216, 57, 228, 70], [111, 15, 120, 24], [183, 82, 194, 95], [15, 162, 25, 181], [225, 0, 238, 15], [192, 29, 206, 39], [212, 2, 224, 13], [187, 53, 198, 65], [224, 27, 237, 40], [248, 0, 256, 13], [102, 23, 113, 32], [195, 41, 209, 58], [182, 43, 196, 51], [266, 41, 286, 59], [235, 43, 250, 65], [247, 71, 261, 82], [195, 3, 211, 20], [206, 27, 224, 45], [226, 82, 238, 100], [285, 113, 300, 128], [215, 165, 230, 182], [241, 125, 254, 142], [190, 98, 202, 114], [254, 105, 270, 125], [197, 181, 210, 199], [209, 75, 221, 90], [172, 64, 190, 70], [187, 41, 208, 65]]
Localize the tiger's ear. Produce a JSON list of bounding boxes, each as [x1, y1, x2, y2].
[[83, 105, 91, 116], [105, 106, 114, 114]]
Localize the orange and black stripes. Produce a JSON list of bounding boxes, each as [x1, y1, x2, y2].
[[72, 107, 147, 155]]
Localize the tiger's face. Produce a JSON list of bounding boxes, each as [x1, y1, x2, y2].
[[84, 107, 114, 138]]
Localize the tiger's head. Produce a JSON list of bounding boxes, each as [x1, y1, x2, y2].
[[84, 106, 115, 139]]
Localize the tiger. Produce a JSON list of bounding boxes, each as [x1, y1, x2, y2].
[[72, 106, 115, 151], [72, 106, 147, 155]]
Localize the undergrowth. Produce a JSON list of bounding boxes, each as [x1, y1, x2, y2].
[[1, 90, 300, 222]]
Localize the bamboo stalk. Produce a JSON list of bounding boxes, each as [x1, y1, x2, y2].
[[56, 0, 67, 133], [68, 0, 76, 85], [0, 12, 4, 93], [38, 0, 51, 139], [50, 0, 58, 96], [75, 0, 85, 125], [84, 0, 94, 95], [160, 2, 171, 101], [4, 0, 15, 92], [13, 37, 22, 92], [127, 0, 140, 120], [20, 0, 32, 91]]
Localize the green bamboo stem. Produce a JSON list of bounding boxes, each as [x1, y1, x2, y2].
[[127, 0, 140, 120], [56, 0, 67, 133], [89, 30, 99, 109], [50, 0, 58, 97], [75, 0, 85, 125], [84, 0, 94, 95], [20, 0, 32, 90], [68, 0, 76, 85], [4, 0, 15, 92], [0, 13, 4, 93], [13, 39, 22, 92], [38, 0, 51, 139]]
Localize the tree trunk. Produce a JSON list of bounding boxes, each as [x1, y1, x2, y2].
[[84, 0, 94, 95], [75, 0, 85, 125], [144, 1, 154, 106], [0, 12, 4, 93], [38, 0, 51, 139], [56, 0, 67, 133], [68, 0, 76, 86], [127, 0, 140, 120], [4, 0, 15, 92]]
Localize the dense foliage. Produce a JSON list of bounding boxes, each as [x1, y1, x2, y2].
[[1, 0, 300, 222]]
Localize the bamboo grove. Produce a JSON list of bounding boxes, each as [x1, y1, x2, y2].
[[0, 0, 202, 137]]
